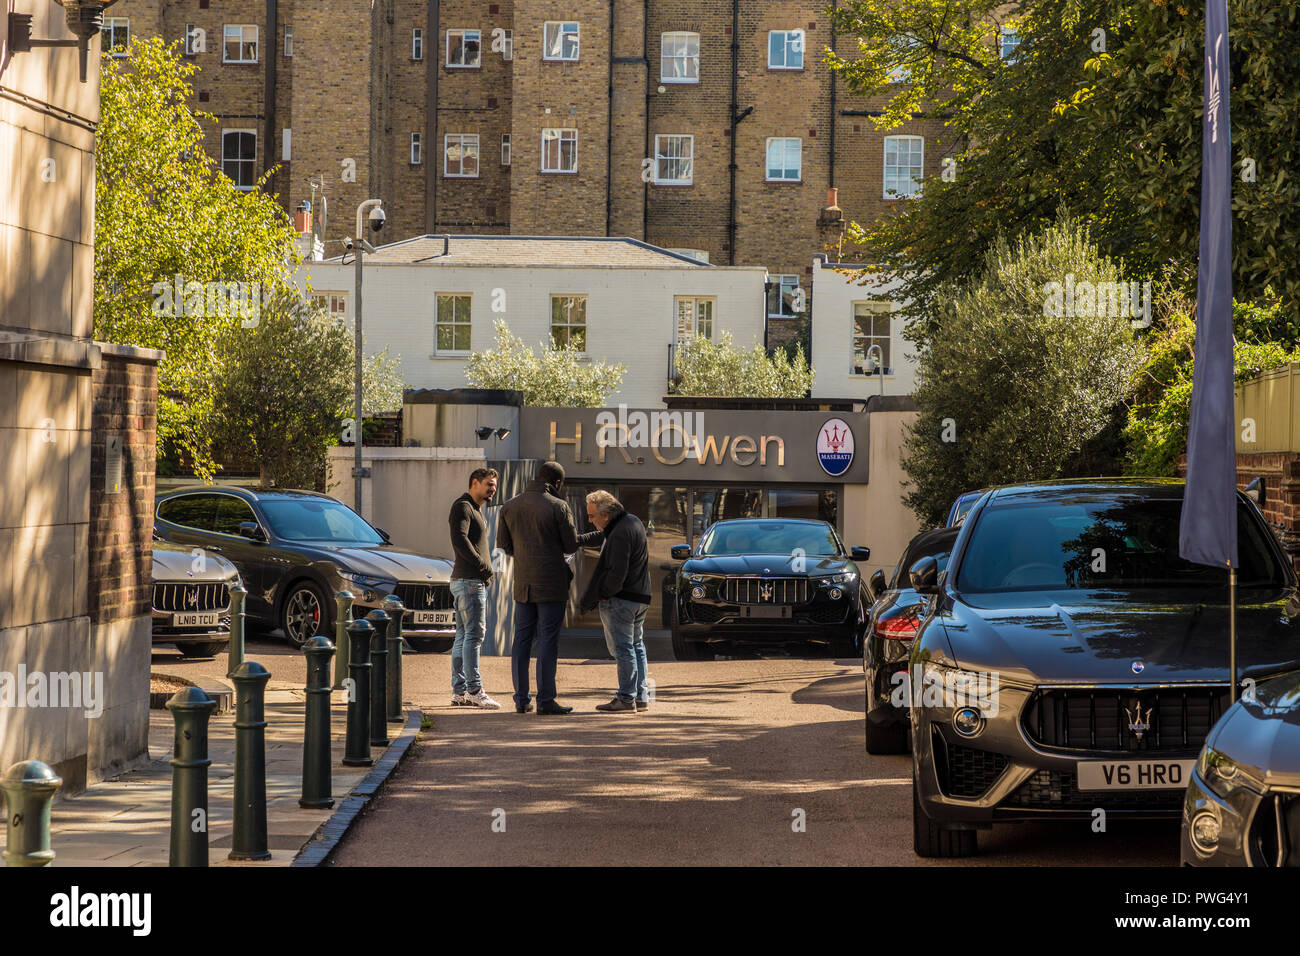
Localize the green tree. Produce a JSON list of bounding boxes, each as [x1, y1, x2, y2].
[[94, 38, 301, 476], [211, 291, 404, 489], [673, 331, 814, 398], [901, 218, 1146, 525], [464, 319, 626, 406]]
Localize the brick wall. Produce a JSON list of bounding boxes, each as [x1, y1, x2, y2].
[[88, 350, 159, 626], [1178, 451, 1300, 576]]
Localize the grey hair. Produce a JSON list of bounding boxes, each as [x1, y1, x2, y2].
[[586, 490, 621, 516]]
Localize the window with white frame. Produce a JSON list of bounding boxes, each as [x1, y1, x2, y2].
[[501, 134, 512, 166], [852, 302, 894, 375], [543, 21, 580, 61], [284, 25, 293, 56], [412, 28, 424, 60], [654, 135, 693, 185], [436, 294, 473, 353], [765, 137, 802, 182], [675, 297, 714, 344], [101, 17, 130, 56], [446, 28, 481, 67], [541, 128, 577, 173], [311, 293, 348, 320], [221, 130, 257, 189], [183, 23, 199, 56], [500, 29, 514, 60], [223, 24, 259, 63], [768, 275, 803, 317], [550, 295, 587, 350], [883, 135, 923, 198], [444, 134, 479, 177], [411, 133, 423, 165], [768, 29, 804, 69], [1000, 28, 1021, 60], [661, 32, 699, 83]]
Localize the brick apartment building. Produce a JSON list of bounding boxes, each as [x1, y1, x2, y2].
[[105, 0, 955, 325]]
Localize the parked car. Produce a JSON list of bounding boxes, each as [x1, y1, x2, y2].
[[152, 540, 241, 657], [863, 526, 959, 754], [945, 489, 989, 528], [154, 487, 456, 651], [668, 518, 871, 660], [1182, 671, 1300, 866], [910, 478, 1300, 858]]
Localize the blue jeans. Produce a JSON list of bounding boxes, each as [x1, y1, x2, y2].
[[512, 600, 565, 706], [450, 579, 487, 695], [599, 597, 649, 703]]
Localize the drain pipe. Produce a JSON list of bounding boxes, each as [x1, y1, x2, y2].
[[425, 0, 440, 232], [605, 0, 615, 235]]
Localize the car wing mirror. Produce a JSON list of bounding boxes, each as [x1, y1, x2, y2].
[[671, 544, 691, 560], [851, 546, 871, 561], [869, 569, 887, 600], [909, 555, 939, 594], [238, 521, 266, 542]]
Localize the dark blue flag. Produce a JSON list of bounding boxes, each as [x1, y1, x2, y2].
[[1180, 0, 1237, 569]]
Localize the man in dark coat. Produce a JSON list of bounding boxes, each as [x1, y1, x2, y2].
[[447, 467, 500, 709], [497, 461, 579, 714], [579, 490, 652, 713]]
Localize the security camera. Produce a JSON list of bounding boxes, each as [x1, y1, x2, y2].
[[368, 206, 386, 233], [343, 236, 354, 250]]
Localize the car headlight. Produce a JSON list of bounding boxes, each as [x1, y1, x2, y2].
[[339, 571, 396, 602], [1196, 747, 1261, 800], [819, 572, 858, 586], [915, 661, 1001, 718]]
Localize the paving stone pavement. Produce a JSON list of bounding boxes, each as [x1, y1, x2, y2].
[[19, 683, 409, 867]]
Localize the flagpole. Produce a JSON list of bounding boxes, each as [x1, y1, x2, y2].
[[1228, 565, 1237, 704]]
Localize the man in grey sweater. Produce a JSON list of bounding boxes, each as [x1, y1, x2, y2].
[[448, 467, 500, 708]]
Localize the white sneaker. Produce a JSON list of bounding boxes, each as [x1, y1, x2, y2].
[[465, 690, 501, 710], [450, 692, 468, 706]]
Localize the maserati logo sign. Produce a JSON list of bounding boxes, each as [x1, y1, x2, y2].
[[1126, 701, 1152, 740], [760, 582, 774, 602], [185, 587, 199, 608], [1131, 660, 1145, 675], [1206, 33, 1223, 144], [426, 589, 438, 608], [817, 418, 854, 477]]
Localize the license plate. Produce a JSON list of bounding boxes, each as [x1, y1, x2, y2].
[[173, 612, 219, 627], [413, 610, 454, 626], [740, 606, 791, 619], [1077, 759, 1195, 791]]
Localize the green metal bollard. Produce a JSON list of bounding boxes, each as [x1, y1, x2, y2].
[[333, 589, 354, 690], [228, 660, 272, 861], [166, 686, 217, 867], [1, 760, 62, 867], [383, 595, 405, 723], [227, 583, 247, 678], [300, 636, 336, 809], [342, 618, 374, 767], [366, 608, 390, 747]]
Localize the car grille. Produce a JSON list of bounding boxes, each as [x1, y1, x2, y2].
[[152, 582, 230, 613], [944, 742, 1010, 798], [689, 604, 730, 624], [722, 577, 809, 604], [1004, 768, 1184, 811], [1247, 793, 1300, 867], [1021, 686, 1229, 755], [807, 603, 849, 624], [393, 582, 454, 611]]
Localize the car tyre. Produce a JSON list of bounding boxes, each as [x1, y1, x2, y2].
[[178, 641, 226, 658], [280, 580, 332, 648], [912, 772, 977, 858], [408, 637, 454, 653], [865, 714, 908, 755]]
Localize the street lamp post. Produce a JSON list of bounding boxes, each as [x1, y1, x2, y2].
[[350, 199, 385, 518], [867, 344, 885, 400]]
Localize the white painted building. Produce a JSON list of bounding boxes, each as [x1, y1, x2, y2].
[[297, 235, 768, 409], [810, 257, 919, 400]]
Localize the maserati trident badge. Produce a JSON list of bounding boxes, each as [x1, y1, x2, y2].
[[1126, 701, 1152, 740]]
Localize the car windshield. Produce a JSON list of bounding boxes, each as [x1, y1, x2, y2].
[[259, 498, 383, 544], [956, 496, 1285, 592], [699, 521, 842, 557]]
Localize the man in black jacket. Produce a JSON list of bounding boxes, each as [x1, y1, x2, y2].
[[447, 467, 500, 709], [579, 490, 652, 713], [497, 461, 579, 714]]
